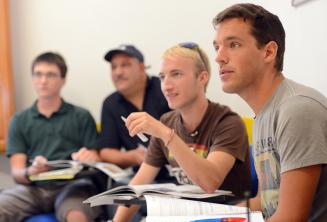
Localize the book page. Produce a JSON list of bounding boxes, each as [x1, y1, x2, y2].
[[165, 184, 232, 199], [145, 195, 248, 217], [146, 211, 264, 222], [131, 183, 177, 196], [84, 194, 134, 207], [84, 183, 233, 208], [43, 160, 77, 169], [91, 162, 133, 180], [133, 184, 230, 199], [84, 183, 177, 205], [45, 159, 77, 166], [44, 160, 133, 181], [29, 165, 83, 181], [85, 184, 135, 202]]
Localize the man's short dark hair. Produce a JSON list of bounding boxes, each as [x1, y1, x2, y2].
[[31, 52, 67, 78], [213, 3, 285, 72]]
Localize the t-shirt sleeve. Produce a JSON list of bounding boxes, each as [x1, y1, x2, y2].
[[277, 96, 327, 173], [144, 137, 167, 168], [6, 114, 27, 157], [98, 100, 121, 149], [210, 114, 249, 162]]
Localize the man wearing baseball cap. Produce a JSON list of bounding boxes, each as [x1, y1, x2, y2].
[[99, 44, 172, 181]]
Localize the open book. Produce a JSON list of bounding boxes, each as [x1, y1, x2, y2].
[[28, 160, 133, 182], [84, 183, 233, 207], [144, 195, 264, 222]]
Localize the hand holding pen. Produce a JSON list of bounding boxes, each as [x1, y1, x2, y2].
[[121, 116, 148, 142], [122, 112, 173, 146]]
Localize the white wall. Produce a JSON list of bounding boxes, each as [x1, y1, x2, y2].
[[9, 0, 327, 122]]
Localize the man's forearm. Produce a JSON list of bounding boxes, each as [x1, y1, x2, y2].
[[12, 167, 32, 185], [100, 148, 139, 168], [163, 132, 235, 193], [113, 205, 141, 222]]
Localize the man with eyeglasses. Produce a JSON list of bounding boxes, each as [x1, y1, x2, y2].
[[113, 43, 251, 222], [0, 52, 102, 222]]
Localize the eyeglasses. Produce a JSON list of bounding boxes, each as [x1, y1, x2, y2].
[[179, 42, 206, 70], [32, 72, 61, 79]]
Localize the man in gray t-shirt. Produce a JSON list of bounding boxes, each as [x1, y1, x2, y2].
[[213, 3, 327, 221], [253, 79, 327, 220]]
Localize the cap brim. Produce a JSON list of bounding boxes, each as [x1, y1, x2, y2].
[[104, 49, 133, 62]]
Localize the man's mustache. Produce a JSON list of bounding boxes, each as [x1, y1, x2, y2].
[[115, 75, 128, 81]]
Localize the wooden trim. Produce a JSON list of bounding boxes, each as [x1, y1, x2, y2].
[[0, 0, 15, 152]]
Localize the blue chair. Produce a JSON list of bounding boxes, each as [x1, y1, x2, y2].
[[249, 145, 258, 197], [24, 213, 58, 222]]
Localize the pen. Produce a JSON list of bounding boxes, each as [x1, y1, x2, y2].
[[121, 116, 149, 142]]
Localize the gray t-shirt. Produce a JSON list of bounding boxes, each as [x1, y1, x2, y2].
[[253, 78, 327, 221]]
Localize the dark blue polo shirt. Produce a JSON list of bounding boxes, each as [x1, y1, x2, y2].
[[98, 76, 170, 150]]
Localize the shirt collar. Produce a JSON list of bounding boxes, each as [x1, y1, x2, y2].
[[31, 99, 69, 118]]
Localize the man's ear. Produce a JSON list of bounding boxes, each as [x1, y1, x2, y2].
[[198, 70, 209, 86], [264, 41, 278, 64], [139, 62, 146, 71], [61, 76, 67, 86]]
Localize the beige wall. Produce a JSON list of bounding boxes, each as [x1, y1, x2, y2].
[[9, 0, 327, 122]]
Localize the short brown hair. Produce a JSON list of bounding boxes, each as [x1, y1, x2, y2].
[[213, 3, 285, 72], [31, 52, 67, 78]]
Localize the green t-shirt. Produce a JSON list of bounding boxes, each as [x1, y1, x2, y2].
[[6, 100, 98, 164]]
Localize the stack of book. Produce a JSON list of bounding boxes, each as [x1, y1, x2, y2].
[[84, 183, 264, 222], [84, 183, 233, 207]]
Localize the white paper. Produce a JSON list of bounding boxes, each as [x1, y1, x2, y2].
[[144, 195, 264, 222], [146, 212, 264, 222], [145, 195, 248, 217]]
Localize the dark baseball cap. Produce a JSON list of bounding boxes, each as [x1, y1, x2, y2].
[[104, 44, 144, 63]]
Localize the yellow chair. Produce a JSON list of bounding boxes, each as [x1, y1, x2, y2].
[[242, 116, 257, 197], [96, 123, 101, 132], [242, 117, 254, 145]]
